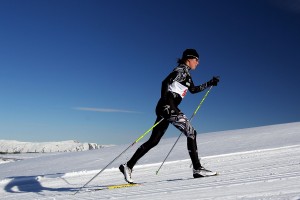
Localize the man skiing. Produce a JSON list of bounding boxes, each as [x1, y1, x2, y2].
[[119, 49, 219, 183]]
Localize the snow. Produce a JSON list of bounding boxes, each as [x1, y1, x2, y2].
[[0, 140, 112, 153], [0, 122, 300, 200]]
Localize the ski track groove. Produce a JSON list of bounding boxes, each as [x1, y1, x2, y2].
[[74, 146, 300, 200]]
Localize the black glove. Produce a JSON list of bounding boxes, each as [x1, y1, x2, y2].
[[207, 76, 220, 87]]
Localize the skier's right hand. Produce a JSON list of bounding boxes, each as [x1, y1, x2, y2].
[[207, 76, 220, 87]]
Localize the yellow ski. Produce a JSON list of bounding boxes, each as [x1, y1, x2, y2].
[[108, 183, 140, 189], [87, 183, 141, 191]]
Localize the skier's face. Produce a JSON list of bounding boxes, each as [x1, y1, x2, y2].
[[187, 58, 199, 70]]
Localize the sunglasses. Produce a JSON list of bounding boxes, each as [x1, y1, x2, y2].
[[190, 57, 199, 62], [186, 55, 199, 61]]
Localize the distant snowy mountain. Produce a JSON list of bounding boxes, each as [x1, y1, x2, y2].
[[0, 140, 112, 154]]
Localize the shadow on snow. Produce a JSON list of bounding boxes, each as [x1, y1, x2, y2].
[[4, 173, 77, 194]]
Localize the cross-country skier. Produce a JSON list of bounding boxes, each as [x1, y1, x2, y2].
[[119, 49, 219, 183]]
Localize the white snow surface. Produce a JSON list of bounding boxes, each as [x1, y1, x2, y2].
[[0, 140, 111, 153], [0, 122, 299, 200]]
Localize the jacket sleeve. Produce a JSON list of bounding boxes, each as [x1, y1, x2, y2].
[[188, 77, 208, 94]]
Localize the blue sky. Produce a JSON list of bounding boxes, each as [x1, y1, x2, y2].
[[0, 0, 299, 145]]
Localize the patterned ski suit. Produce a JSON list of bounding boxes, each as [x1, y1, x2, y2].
[[127, 64, 209, 170]]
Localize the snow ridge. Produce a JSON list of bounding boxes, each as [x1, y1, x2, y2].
[[0, 140, 112, 153]]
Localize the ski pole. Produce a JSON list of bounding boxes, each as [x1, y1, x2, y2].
[[156, 86, 213, 175], [74, 118, 164, 195]]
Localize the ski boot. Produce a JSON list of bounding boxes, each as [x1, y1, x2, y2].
[[119, 163, 134, 183], [193, 166, 218, 178]]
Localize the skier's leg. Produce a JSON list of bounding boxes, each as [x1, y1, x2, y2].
[[170, 114, 201, 169], [126, 116, 169, 169], [187, 130, 201, 169], [170, 114, 217, 177]]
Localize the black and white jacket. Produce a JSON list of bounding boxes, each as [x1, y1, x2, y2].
[[161, 64, 208, 107]]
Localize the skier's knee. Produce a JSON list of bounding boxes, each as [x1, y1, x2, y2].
[[149, 138, 160, 148], [143, 138, 160, 149], [187, 129, 197, 140]]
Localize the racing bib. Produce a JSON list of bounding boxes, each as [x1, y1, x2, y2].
[[168, 81, 188, 98]]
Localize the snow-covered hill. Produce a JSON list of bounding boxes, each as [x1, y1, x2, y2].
[[0, 122, 299, 200], [0, 140, 111, 154]]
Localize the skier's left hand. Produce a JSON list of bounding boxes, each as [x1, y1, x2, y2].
[[207, 76, 220, 87]]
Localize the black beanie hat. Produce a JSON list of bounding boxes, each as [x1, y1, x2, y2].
[[182, 49, 199, 60]]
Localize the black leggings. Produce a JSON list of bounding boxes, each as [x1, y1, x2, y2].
[[126, 112, 201, 170]]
